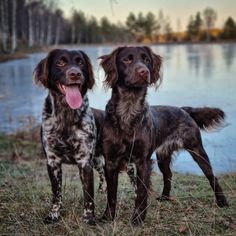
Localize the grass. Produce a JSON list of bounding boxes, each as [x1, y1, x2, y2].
[[0, 133, 236, 236]]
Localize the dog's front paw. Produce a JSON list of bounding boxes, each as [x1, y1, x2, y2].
[[44, 212, 60, 224], [217, 196, 229, 208], [99, 211, 114, 222], [83, 208, 96, 225], [131, 213, 144, 226], [97, 182, 107, 193], [157, 195, 176, 202], [83, 215, 96, 226]]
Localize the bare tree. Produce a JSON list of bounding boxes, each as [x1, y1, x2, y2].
[[11, 0, 17, 52], [39, 5, 46, 45], [176, 18, 182, 42], [177, 18, 182, 32], [163, 16, 173, 41], [46, 13, 52, 45], [71, 10, 86, 44], [26, 0, 39, 47], [157, 10, 164, 35], [46, 1, 56, 46], [70, 8, 76, 44], [203, 7, 217, 41], [54, 9, 63, 45], [0, 0, 9, 52], [27, 1, 33, 47]]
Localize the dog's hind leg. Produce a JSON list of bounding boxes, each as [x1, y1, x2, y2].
[[44, 157, 62, 223], [156, 153, 174, 201], [187, 141, 228, 207]]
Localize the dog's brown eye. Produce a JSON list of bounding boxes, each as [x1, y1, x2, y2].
[[142, 54, 150, 64], [144, 58, 150, 64], [77, 60, 84, 66], [123, 55, 133, 64], [56, 59, 66, 67], [75, 57, 84, 66]]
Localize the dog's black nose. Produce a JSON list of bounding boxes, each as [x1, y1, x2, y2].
[[67, 68, 82, 80], [137, 68, 149, 79]]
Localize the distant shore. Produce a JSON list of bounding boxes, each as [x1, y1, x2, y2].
[[0, 46, 51, 63], [0, 52, 29, 63]]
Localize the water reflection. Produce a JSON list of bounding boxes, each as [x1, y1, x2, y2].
[[186, 44, 201, 76], [185, 44, 218, 78], [222, 43, 235, 69], [203, 44, 215, 78]]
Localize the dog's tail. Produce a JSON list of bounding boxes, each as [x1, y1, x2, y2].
[[181, 106, 225, 131]]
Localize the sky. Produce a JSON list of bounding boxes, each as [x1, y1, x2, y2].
[[58, 0, 236, 31]]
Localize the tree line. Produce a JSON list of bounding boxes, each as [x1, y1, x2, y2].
[[187, 8, 236, 42], [0, 0, 236, 54]]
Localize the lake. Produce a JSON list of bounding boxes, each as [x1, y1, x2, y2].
[[0, 43, 235, 175]]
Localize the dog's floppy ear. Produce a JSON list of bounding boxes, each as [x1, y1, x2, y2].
[[33, 49, 62, 88], [99, 47, 123, 88], [80, 50, 95, 89], [33, 57, 49, 87], [143, 46, 162, 87]]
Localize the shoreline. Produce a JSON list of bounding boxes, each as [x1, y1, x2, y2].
[[0, 46, 51, 63], [0, 52, 29, 63]]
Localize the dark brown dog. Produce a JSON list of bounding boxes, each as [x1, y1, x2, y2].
[[34, 49, 105, 225], [99, 46, 228, 225]]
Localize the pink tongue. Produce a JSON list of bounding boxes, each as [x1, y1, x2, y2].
[[64, 86, 83, 109]]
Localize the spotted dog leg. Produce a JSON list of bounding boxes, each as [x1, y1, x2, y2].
[[127, 163, 137, 192], [93, 156, 107, 193], [78, 161, 96, 225], [44, 157, 62, 224], [95, 166, 106, 193]]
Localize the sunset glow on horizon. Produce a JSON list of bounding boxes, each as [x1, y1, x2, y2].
[[58, 0, 236, 31]]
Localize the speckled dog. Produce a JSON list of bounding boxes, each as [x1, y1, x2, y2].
[[34, 49, 104, 225]]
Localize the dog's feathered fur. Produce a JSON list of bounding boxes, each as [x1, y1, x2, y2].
[[34, 49, 105, 225], [99, 46, 228, 225]]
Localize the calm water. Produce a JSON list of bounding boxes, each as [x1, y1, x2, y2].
[[0, 43, 236, 174]]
